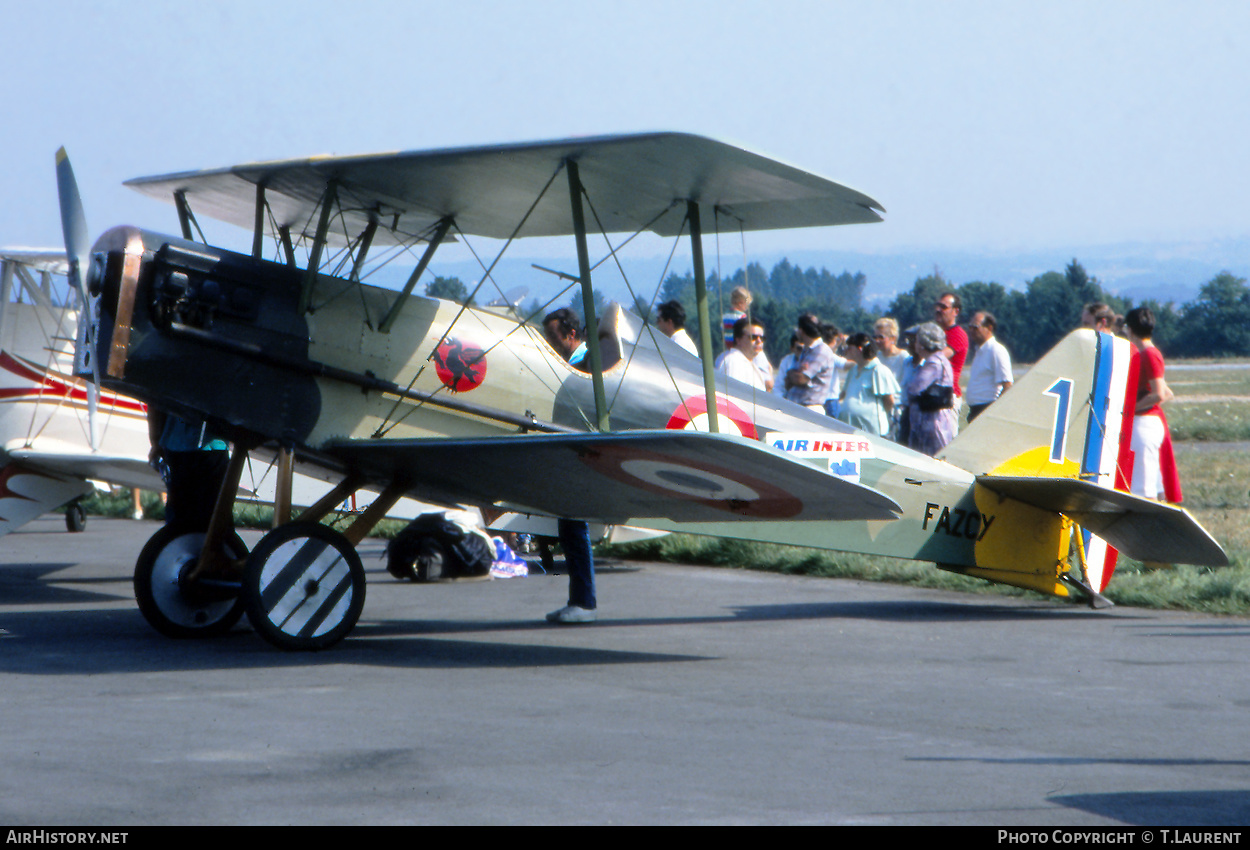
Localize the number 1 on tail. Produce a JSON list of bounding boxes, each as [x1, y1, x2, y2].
[[1044, 378, 1073, 463]]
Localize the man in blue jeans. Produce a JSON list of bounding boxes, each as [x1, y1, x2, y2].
[[148, 409, 229, 534], [548, 518, 596, 624], [542, 309, 599, 625]]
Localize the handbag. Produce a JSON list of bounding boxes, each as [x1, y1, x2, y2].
[[916, 382, 954, 412]]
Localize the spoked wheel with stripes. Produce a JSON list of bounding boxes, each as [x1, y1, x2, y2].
[[242, 521, 366, 651]]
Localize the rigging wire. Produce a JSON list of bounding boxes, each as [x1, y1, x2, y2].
[[369, 275, 592, 438], [367, 193, 689, 439], [370, 161, 567, 437], [576, 191, 701, 428]]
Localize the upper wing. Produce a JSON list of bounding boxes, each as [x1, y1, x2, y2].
[[124, 133, 884, 246], [0, 249, 69, 276], [977, 475, 1228, 567], [325, 429, 902, 525]]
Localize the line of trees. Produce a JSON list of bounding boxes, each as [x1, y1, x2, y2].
[[651, 259, 1250, 364], [880, 261, 1250, 362]]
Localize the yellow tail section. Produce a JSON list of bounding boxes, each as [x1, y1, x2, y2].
[[963, 449, 1079, 598]]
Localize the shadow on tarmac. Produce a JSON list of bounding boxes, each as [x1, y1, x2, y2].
[[0, 589, 1133, 677], [0, 563, 119, 605], [1050, 789, 1250, 826]]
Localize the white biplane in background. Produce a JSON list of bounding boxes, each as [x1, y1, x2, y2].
[[58, 132, 1226, 651], [0, 249, 157, 534]]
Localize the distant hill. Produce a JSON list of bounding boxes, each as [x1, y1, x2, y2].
[[771, 240, 1250, 309], [389, 237, 1250, 314]]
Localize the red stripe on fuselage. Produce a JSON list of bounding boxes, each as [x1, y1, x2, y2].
[[0, 351, 146, 415]]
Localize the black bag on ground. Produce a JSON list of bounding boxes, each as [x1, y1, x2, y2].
[[386, 513, 493, 581]]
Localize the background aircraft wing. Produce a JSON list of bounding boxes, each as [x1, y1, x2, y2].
[[124, 132, 884, 246], [0, 249, 70, 276], [325, 430, 902, 525], [977, 475, 1228, 567], [6, 442, 163, 492]]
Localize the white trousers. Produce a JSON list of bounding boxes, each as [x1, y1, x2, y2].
[[1130, 413, 1165, 499]]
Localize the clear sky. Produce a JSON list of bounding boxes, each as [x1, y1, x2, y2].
[[4, 0, 1249, 265]]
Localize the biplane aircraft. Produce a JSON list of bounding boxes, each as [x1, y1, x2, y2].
[[57, 132, 1227, 651]]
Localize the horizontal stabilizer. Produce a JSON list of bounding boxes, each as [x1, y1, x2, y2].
[[326, 430, 902, 525], [978, 475, 1228, 567]]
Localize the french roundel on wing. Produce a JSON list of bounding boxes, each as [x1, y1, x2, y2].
[[578, 443, 803, 519], [665, 395, 758, 440], [432, 337, 488, 392]]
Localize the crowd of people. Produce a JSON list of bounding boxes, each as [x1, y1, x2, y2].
[[653, 289, 1177, 509], [655, 287, 987, 458]]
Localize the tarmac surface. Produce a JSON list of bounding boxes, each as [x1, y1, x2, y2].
[[1, 516, 1248, 826]]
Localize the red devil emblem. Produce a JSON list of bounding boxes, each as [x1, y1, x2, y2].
[[432, 338, 487, 392]]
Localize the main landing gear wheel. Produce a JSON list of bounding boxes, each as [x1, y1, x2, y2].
[[133, 526, 248, 638], [241, 522, 366, 651], [65, 500, 86, 533]]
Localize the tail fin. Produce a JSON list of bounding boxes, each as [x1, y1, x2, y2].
[[939, 329, 1133, 594], [940, 329, 1130, 481]]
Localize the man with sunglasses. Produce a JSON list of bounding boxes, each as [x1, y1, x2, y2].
[[716, 317, 769, 391]]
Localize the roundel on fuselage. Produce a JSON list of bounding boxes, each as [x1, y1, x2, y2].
[[666, 395, 758, 439]]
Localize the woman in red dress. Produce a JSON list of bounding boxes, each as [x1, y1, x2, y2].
[[1118, 307, 1181, 503]]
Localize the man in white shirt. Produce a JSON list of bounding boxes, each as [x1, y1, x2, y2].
[[772, 333, 802, 397], [655, 300, 699, 356], [965, 311, 1013, 422], [716, 318, 769, 391], [820, 323, 850, 417]]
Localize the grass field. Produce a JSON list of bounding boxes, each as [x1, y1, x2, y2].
[[1166, 362, 1250, 441]]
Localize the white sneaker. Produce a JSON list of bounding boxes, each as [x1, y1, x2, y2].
[[546, 605, 597, 624]]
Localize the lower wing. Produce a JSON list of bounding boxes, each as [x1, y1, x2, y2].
[[326, 430, 902, 525], [7, 442, 163, 492]]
